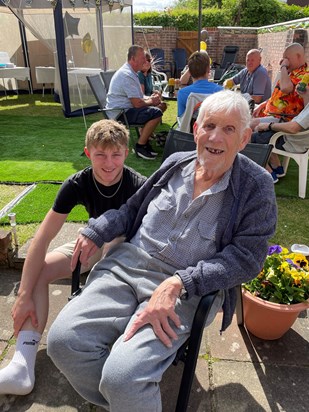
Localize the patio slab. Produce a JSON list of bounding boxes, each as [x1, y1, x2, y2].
[[0, 261, 308, 411]]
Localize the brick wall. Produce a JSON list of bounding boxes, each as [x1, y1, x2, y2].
[[134, 27, 177, 62], [258, 28, 309, 84], [134, 22, 309, 80]]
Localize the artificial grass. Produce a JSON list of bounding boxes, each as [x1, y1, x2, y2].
[[1, 184, 88, 224], [0, 94, 175, 182], [1, 93, 309, 250]]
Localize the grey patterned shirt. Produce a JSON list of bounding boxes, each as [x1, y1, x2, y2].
[[130, 159, 232, 269]]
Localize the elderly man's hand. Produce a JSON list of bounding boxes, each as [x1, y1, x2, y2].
[[124, 277, 183, 347], [71, 234, 99, 271]]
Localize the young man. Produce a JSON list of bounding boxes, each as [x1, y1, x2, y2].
[[47, 91, 277, 411], [224, 48, 271, 104], [107, 45, 165, 160], [177, 50, 222, 117], [0, 119, 146, 396]]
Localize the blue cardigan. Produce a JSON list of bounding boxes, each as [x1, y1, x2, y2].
[[83, 151, 277, 331]]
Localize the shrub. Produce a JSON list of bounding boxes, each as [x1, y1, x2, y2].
[[134, 1, 309, 30]]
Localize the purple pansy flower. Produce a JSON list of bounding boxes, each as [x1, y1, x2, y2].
[[268, 245, 282, 255]]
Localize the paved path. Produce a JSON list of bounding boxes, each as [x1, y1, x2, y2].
[[0, 223, 308, 411]]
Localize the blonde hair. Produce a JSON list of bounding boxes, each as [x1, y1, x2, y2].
[[85, 119, 129, 150]]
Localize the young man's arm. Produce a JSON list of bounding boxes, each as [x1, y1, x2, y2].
[[11, 210, 68, 335]]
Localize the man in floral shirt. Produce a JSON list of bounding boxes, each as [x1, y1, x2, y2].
[[253, 43, 307, 121]]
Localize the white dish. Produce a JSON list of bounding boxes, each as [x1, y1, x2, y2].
[[291, 244, 309, 256]]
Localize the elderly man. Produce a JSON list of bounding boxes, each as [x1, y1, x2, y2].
[[253, 42, 307, 121], [107, 45, 164, 160], [224, 49, 271, 103], [47, 91, 277, 412]]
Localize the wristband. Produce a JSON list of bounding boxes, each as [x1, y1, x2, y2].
[[268, 122, 273, 131]]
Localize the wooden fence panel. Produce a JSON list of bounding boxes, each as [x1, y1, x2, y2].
[[177, 31, 198, 57]]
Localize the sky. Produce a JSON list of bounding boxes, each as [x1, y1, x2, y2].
[[132, 0, 175, 12]]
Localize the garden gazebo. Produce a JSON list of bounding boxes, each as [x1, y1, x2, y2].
[[0, 0, 133, 117]]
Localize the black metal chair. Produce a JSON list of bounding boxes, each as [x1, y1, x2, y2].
[[86, 74, 141, 139], [100, 70, 116, 92], [212, 45, 239, 81], [70, 134, 273, 411], [172, 48, 187, 78], [161, 129, 196, 163]]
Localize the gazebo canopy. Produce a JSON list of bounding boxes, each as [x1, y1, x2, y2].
[[0, 0, 133, 116]]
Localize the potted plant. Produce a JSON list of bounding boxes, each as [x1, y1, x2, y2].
[[242, 245, 309, 340]]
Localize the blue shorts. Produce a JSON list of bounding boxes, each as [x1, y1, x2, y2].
[[124, 106, 162, 125], [251, 131, 285, 150]]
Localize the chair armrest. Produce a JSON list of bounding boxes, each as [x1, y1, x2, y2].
[[152, 69, 168, 82], [270, 130, 309, 147], [174, 291, 219, 412], [69, 257, 82, 300]]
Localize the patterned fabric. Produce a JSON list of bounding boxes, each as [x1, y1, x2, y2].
[[260, 63, 308, 120], [130, 160, 231, 269]]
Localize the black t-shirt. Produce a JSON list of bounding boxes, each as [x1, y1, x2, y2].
[[52, 166, 146, 218]]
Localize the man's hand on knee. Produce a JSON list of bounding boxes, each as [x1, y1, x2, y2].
[[123, 277, 182, 348]]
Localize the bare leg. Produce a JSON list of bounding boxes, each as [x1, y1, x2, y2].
[[0, 252, 73, 395], [20, 252, 73, 333], [269, 153, 281, 169], [138, 117, 162, 145]]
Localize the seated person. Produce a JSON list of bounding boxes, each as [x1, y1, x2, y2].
[[0, 119, 146, 396], [138, 51, 167, 113], [107, 45, 165, 160], [179, 64, 193, 86], [224, 49, 271, 104], [253, 42, 307, 122], [47, 91, 277, 411], [252, 84, 309, 183], [177, 51, 223, 118]]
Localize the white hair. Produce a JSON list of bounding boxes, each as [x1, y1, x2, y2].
[[196, 90, 251, 133]]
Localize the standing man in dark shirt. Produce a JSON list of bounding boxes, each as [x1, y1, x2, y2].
[[0, 119, 145, 396]]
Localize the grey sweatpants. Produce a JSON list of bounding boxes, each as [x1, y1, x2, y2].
[[47, 243, 223, 412]]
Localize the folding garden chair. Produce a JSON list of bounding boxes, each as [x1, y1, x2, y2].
[[176, 92, 210, 134], [100, 70, 116, 92], [86, 74, 141, 139], [212, 45, 239, 82], [172, 48, 187, 78]]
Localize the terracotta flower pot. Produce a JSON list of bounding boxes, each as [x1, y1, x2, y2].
[[242, 289, 309, 340]]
